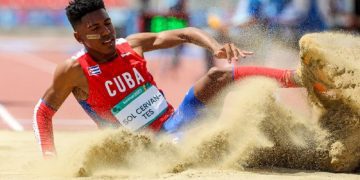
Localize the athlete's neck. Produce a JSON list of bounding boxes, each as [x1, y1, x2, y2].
[[88, 51, 118, 64]]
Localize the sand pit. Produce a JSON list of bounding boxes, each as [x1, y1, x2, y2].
[[0, 128, 358, 180]]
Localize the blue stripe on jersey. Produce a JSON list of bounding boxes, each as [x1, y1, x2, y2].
[[78, 100, 119, 128]]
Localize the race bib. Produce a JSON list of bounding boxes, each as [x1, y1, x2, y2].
[[111, 83, 168, 131]]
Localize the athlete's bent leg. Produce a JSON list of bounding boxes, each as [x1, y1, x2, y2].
[[161, 66, 301, 134], [194, 66, 233, 104], [162, 87, 205, 133], [193, 66, 301, 103]]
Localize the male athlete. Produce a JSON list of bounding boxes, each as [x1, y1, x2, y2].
[[33, 0, 302, 158]]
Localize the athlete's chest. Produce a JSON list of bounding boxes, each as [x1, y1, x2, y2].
[[73, 57, 152, 101]]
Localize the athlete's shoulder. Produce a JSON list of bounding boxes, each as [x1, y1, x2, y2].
[[54, 58, 83, 83], [62, 49, 87, 77], [115, 37, 144, 58], [115, 38, 133, 51], [70, 48, 87, 61]]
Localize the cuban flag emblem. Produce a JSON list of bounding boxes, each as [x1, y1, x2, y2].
[[88, 65, 101, 76]]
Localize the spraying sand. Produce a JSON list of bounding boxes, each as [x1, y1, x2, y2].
[[299, 32, 360, 172], [63, 32, 360, 177], [1, 78, 359, 179]]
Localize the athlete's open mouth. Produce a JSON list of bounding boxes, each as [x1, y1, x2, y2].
[[102, 38, 115, 45]]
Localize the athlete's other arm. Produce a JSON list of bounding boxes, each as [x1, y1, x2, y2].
[[33, 60, 78, 158], [126, 27, 253, 63]]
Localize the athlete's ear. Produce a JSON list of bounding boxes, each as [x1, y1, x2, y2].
[[74, 32, 83, 44]]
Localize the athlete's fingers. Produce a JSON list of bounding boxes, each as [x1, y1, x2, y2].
[[239, 50, 255, 58], [229, 43, 239, 61], [238, 50, 247, 59], [235, 49, 254, 60], [213, 49, 222, 58], [224, 44, 232, 63], [214, 50, 228, 60], [233, 48, 240, 61], [242, 51, 254, 55], [214, 44, 254, 62]]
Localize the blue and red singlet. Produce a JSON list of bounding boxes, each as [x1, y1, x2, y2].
[[75, 38, 174, 132]]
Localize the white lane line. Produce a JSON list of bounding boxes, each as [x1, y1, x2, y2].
[[0, 104, 24, 131], [0, 53, 55, 131]]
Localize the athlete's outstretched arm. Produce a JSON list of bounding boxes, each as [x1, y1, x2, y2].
[[126, 27, 253, 63], [33, 60, 77, 158]]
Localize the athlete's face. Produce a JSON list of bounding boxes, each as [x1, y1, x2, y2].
[[74, 9, 116, 57]]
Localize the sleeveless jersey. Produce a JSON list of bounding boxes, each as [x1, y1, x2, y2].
[[74, 38, 174, 131]]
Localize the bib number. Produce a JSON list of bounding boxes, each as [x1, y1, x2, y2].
[[111, 83, 168, 131]]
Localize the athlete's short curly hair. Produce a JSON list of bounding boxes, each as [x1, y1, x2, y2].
[[65, 0, 105, 29]]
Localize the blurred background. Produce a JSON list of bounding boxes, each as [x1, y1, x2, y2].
[[0, 0, 359, 131]]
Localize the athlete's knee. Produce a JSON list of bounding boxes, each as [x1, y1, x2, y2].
[[206, 67, 232, 84]]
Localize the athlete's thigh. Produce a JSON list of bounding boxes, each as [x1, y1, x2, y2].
[[162, 86, 205, 133]]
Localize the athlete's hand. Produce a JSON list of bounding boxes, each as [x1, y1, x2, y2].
[[213, 43, 254, 63], [43, 150, 57, 159]]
